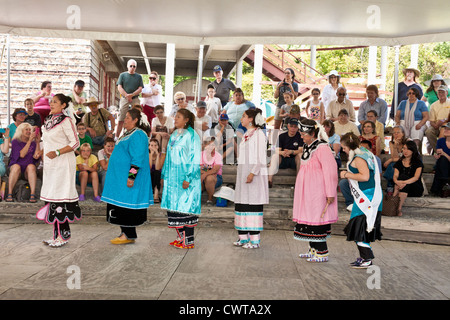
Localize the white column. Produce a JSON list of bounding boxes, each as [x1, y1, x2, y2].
[[310, 45, 317, 71], [252, 44, 263, 110], [164, 43, 176, 114], [380, 46, 388, 98], [195, 44, 204, 103], [368, 46, 377, 86], [235, 59, 243, 88], [410, 44, 419, 68], [393, 45, 401, 114]]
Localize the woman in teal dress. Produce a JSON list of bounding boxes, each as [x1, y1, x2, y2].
[[161, 108, 201, 249], [340, 132, 383, 269], [101, 108, 153, 244]]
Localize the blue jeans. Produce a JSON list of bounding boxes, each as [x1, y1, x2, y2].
[[339, 178, 354, 207]]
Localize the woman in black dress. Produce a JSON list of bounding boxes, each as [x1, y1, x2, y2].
[[393, 140, 424, 216]]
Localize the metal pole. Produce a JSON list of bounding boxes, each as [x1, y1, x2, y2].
[[7, 34, 11, 126]]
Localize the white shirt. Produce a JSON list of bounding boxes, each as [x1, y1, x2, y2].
[[141, 83, 162, 107], [205, 97, 222, 123]]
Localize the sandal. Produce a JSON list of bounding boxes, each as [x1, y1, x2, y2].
[[29, 194, 37, 203], [5, 194, 13, 202]]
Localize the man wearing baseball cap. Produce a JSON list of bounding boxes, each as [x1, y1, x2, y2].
[[425, 85, 450, 153], [210, 65, 236, 107]]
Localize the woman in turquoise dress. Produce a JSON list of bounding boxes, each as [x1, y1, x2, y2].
[[101, 108, 153, 244], [161, 108, 201, 249], [340, 132, 383, 269]]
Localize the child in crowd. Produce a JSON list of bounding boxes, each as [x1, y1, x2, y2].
[[76, 143, 101, 202], [200, 136, 223, 206], [205, 84, 222, 128], [76, 122, 93, 155], [98, 137, 115, 195], [305, 88, 325, 123], [278, 91, 295, 120], [149, 138, 165, 203]]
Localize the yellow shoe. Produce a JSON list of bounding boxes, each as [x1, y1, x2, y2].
[[110, 237, 135, 245]]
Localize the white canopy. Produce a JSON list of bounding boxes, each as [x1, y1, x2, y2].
[[1, 0, 450, 46]]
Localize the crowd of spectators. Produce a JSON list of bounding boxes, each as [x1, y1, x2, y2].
[[1, 63, 449, 208]]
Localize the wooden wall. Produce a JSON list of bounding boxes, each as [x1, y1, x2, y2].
[[0, 35, 121, 126]]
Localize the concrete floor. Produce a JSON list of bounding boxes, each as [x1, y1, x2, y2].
[[0, 223, 449, 301]]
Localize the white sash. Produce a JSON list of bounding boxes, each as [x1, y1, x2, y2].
[[403, 100, 418, 137], [348, 152, 382, 233]]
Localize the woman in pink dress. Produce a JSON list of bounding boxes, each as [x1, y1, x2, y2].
[[292, 118, 338, 262], [32, 81, 54, 124]]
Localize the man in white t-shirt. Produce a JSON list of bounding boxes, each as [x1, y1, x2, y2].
[[141, 71, 162, 122], [195, 101, 212, 140]]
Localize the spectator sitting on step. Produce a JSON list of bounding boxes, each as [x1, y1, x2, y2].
[[393, 141, 424, 216], [365, 110, 386, 153], [151, 105, 174, 154], [281, 104, 304, 131], [0, 128, 11, 178], [24, 98, 42, 131], [430, 123, 450, 196], [358, 85, 388, 126], [98, 137, 115, 196], [268, 118, 304, 188], [68, 80, 87, 124], [305, 88, 325, 123], [169, 91, 194, 118], [194, 101, 212, 139], [212, 113, 235, 164], [32, 81, 54, 124], [82, 98, 115, 146], [76, 143, 101, 202], [221, 88, 255, 131], [359, 120, 381, 157], [149, 138, 165, 204], [383, 125, 410, 192], [333, 109, 360, 137], [322, 119, 341, 168], [278, 91, 296, 122], [425, 85, 450, 154], [7, 108, 28, 148], [200, 136, 223, 206], [75, 122, 93, 156], [5, 123, 42, 203], [394, 87, 429, 153], [326, 87, 356, 122]]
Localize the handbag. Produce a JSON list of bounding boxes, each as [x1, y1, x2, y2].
[[381, 194, 400, 216]]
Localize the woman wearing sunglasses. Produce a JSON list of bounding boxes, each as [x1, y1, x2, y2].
[[141, 71, 162, 122]]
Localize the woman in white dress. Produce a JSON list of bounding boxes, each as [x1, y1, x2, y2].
[[36, 94, 81, 247], [233, 108, 269, 249]]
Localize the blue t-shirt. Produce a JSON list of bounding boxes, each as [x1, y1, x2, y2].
[[436, 137, 450, 156], [397, 100, 428, 121]]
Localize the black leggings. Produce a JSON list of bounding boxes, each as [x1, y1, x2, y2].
[[120, 226, 137, 239], [309, 241, 328, 255]]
